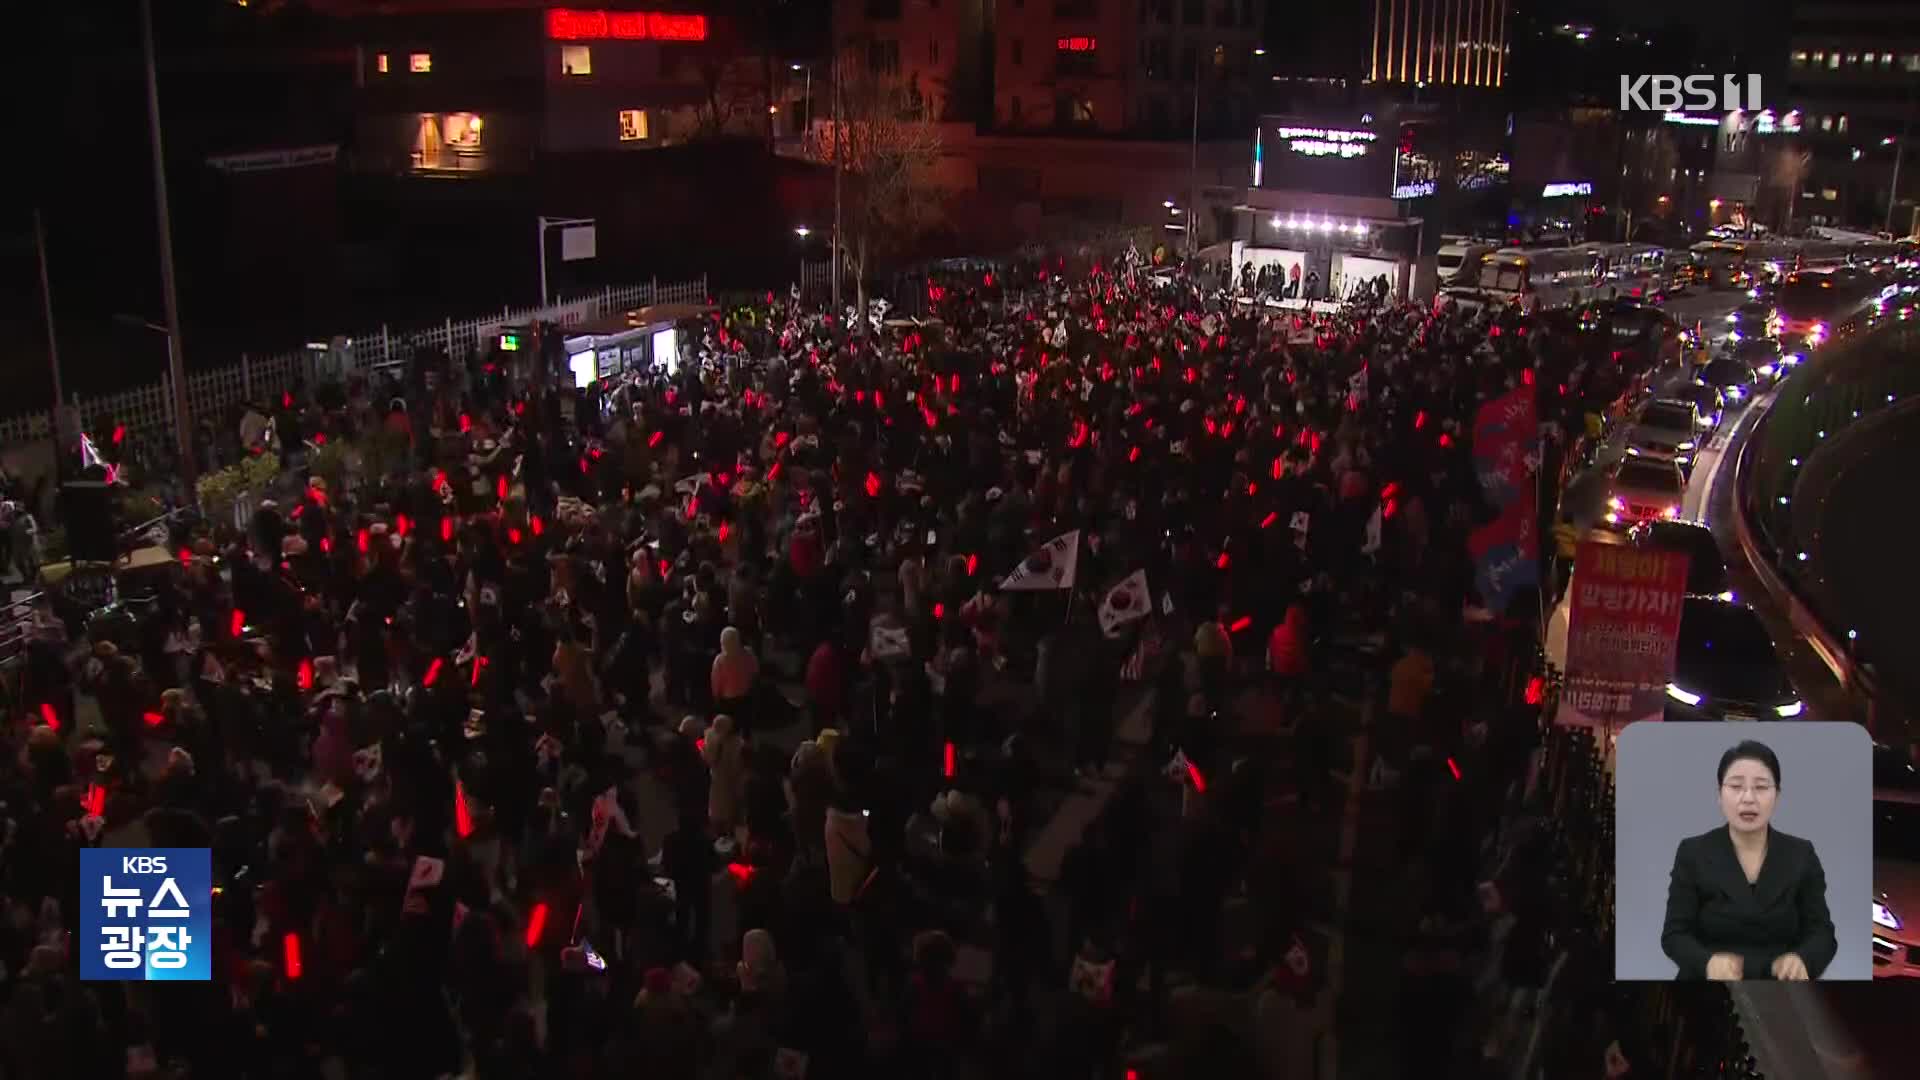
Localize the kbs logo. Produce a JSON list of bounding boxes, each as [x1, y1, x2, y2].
[[79, 848, 212, 982], [1619, 74, 1764, 113]]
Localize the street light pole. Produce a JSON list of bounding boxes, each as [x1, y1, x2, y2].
[[536, 215, 595, 307], [1887, 87, 1914, 234], [1188, 67, 1200, 259], [33, 209, 65, 453], [140, 0, 194, 483]]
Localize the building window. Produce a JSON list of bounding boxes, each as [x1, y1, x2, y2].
[[868, 40, 900, 75], [1181, 44, 1197, 81], [1882, 53, 1895, 66], [1182, 0, 1202, 25], [1827, 52, 1840, 69], [1213, 43, 1227, 69], [1822, 188, 1839, 201], [561, 46, 591, 75], [1012, 39, 1024, 67], [376, 53, 390, 74], [1148, 0, 1171, 22], [413, 112, 481, 170], [1838, 114, 1848, 133], [1214, 0, 1233, 24], [619, 109, 649, 141], [1821, 115, 1833, 131], [409, 52, 432, 73], [1240, 0, 1254, 26], [1057, 95, 1096, 127], [1846, 53, 1860, 65], [1792, 51, 1807, 66], [1907, 54, 1920, 72]]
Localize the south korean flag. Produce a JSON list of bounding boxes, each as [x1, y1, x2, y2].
[[1097, 570, 1151, 639]]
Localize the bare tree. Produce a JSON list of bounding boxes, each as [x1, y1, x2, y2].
[[685, 53, 767, 140], [812, 49, 944, 313]]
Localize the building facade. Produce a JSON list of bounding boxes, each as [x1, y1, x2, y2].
[[1785, 1, 1920, 228], [831, 0, 1264, 135], [351, 5, 749, 175], [1368, 0, 1511, 89]]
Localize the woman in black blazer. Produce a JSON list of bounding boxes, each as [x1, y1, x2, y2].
[[1661, 740, 1838, 980]]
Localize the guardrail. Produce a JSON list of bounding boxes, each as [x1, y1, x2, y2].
[[0, 590, 47, 669], [1730, 316, 1920, 734]]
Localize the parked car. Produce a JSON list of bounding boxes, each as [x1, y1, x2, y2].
[[1872, 743, 1920, 978], [1699, 355, 1761, 407], [1625, 399, 1704, 473], [1671, 381, 1727, 434], [1663, 597, 1803, 721], [1603, 457, 1687, 529], [1725, 301, 1782, 343]]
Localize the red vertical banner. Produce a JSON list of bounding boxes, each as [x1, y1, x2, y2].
[[1554, 542, 1691, 731]]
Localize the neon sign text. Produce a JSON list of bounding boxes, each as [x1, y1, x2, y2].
[[1056, 37, 1097, 52], [545, 9, 710, 42]]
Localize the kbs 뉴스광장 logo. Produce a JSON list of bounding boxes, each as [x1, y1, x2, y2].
[[1619, 74, 1763, 114], [79, 849, 212, 981]]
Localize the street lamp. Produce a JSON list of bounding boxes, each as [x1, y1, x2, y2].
[[791, 63, 811, 131], [535, 215, 596, 306]]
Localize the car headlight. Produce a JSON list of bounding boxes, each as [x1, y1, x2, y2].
[[1666, 684, 1703, 706], [1784, 353, 1803, 365], [1626, 446, 1641, 455], [1875, 899, 1903, 931], [1608, 496, 1624, 510], [1775, 700, 1804, 717], [1674, 454, 1690, 465], [1676, 441, 1695, 451], [1663, 504, 1680, 519], [1696, 414, 1715, 427], [1717, 590, 1736, 601], [1729, 329, 1743, 341], [1726, 385, 1745, 399], [1757, 364, 1775, 377], [1725, 313, 1739, 323]]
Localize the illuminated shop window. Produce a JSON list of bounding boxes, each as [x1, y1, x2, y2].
[[562, 46, 592, 75], [413, 113, 483, 171], [376, 53, 390, 74], [410, 53, 432, 73], [619, 109, 650, 141]]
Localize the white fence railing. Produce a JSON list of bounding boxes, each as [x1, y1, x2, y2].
[[0, 276, 709, 451]]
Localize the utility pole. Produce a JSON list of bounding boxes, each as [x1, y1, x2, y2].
[[1887, 80, 1915, 234], [33, 209, 65, 456], [140, 0, 194, 484], [1188, 65, 1200, 258], [832, 40, 844, 310]]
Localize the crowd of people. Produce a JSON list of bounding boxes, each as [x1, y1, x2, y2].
[[0, 250, 1662, 1079]]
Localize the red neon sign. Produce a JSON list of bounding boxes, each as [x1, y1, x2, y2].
[[1056, 36, 1096, 52], [546, 9, 710, 42]]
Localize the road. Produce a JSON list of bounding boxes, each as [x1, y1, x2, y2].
[[1555, 286, 1855, 725]]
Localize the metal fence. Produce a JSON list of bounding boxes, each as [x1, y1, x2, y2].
[[0, 276, 709, 452]]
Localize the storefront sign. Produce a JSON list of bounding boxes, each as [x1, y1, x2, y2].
[[1392, 181, 1436, 199], [1275, 126, 1376, 159], [1554, 543, 1691, 730], [545, 9, 709, 41], [206, 145, 339, 174], [1661, 112, 1721, 127], [1541, 182, 1593, 198], [1056, 37, 1096, 52]]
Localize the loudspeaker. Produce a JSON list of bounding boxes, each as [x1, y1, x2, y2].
[[60, 481, 116, 563]]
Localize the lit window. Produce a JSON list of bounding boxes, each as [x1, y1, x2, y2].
[[1812, 51, 1825, 63], [1822, 188, 1838, 201], [1827, 52, 1839, 69], [376, 53, 390, 74], [1821, 115, 1833, 131], [619, 109, 649, 141], [1847, 53, 1860, 65], [1838, 114, 1849, 132], [443, 113, 482, 147], [410, 53, 432, 73], [561, 45, 591, 75], [1908, 55, 1920, 72]]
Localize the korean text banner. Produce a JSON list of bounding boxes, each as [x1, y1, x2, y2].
[[80, 848, 212, 981], [1471, 383, 1537, 513], [1554, 542, 1690, 730]]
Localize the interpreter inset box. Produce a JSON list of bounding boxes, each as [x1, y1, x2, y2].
[[1614, 723, 1872, 981]]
